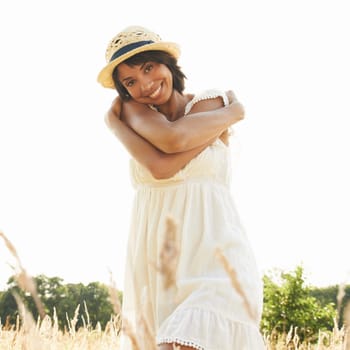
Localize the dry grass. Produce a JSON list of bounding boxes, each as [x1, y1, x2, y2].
[[1, 227, 350, 349], [152, 216, 180, 290], [0, 316, 348, 349], [0, 313, 121, 349], [216, 247, 258, 322], [0, 231, 46, 319], [262, 321, 349, 350]]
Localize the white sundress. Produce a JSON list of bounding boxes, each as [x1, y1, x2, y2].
[[120, 89, 266, 350]]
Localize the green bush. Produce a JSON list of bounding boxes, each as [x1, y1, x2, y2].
[[261, 265, 336, 342]]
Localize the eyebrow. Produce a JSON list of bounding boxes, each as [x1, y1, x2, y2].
[[121, 62, 148, 83]]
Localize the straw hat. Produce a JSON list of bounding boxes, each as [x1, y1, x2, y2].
[[97, 26, 181, 89]]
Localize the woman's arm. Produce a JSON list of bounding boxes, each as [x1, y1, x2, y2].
[[105, 100, 217, 179], [119, 91, 244, 154]]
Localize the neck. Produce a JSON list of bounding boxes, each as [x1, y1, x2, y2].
[[156, 91, 190, 121]]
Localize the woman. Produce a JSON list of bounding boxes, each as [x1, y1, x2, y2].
[[98, 26, 265, 350]]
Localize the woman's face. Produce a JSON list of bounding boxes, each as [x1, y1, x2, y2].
[[117, 61, 173, 105]]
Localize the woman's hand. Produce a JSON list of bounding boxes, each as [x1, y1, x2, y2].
[[226, 90, 238, 104], [219, 129, 230, 146], [226, 90, 244, 116], [219, 90, 244, 145]]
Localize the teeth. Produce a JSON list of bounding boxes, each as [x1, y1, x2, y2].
[[149, 86, 161, 98]]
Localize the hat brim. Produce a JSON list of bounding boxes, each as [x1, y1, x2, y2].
[[97, 42, 180, 89]]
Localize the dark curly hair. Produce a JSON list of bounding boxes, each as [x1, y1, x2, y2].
[[112, 50, 186, 101]]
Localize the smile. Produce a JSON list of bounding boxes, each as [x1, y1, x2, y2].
[[149, 85, 162, 99]]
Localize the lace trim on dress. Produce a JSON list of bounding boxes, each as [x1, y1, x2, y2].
[[184, 89, 229, 116], [158, 337, 204, 350]]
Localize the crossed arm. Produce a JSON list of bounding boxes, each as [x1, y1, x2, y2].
[[105, 92, 244, 179]]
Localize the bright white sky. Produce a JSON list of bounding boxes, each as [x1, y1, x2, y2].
[[1, 0, 349, 291]]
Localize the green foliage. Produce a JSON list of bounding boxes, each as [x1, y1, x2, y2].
[[0, 283, 19, 325], [261, 265, 336, 342], [310, 284, 350, 327], [0, 275, 122, 330]]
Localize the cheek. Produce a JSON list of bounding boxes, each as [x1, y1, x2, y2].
[[126, 85, 140, 98], [161, 68, 173, 87], [164, 67, 173, 79]]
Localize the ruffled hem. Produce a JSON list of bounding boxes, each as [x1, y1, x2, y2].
[[158, 337, 204, 350], [157, 307, 266, 350]]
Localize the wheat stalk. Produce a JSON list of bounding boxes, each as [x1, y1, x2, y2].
[[108, 269, 122, 316], [122, 318, 141, 350], [157, 216, 180, 290], [0, 231, 46, 320], [215, 247, 257, 322]]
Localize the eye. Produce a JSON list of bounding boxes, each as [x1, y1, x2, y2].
[[125, 79, 135, 88], [144, 63, 153, 73]]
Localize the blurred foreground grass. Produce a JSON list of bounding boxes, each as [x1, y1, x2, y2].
[[1, 228, 349, 349], [0, 313, 347, 349]]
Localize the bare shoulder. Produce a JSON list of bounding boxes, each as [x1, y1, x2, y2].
[[187, 96, 225, 114], [184, 89, 228, 114]]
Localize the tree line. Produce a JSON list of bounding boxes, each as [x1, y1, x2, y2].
[[0, 275, 122, 330], [0, 265, 349, 342]]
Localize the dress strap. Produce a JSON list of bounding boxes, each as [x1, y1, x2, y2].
[[184, 89, 229, 116]]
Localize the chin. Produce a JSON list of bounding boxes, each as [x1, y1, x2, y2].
[[159, 89, 173, 104]]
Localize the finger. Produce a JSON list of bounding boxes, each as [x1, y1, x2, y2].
[[225, 90, 237, 104]]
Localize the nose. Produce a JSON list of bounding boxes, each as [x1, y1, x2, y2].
[[141, 78, 154, 95]]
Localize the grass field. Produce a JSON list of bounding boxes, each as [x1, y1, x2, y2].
[[0, 317, 347, 349], [1, 229, 349, 349]]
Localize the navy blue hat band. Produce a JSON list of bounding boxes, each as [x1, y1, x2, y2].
[[109, 40, 155, 63]]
